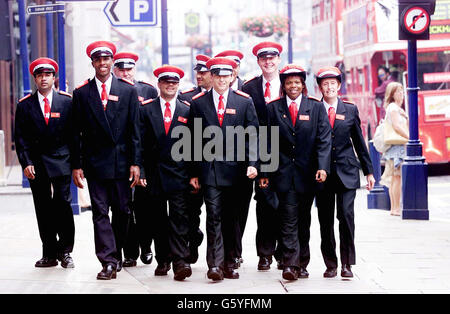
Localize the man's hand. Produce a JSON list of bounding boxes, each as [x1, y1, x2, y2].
[[247, 166, 258, 179], [315, 170, 327, 183], [72, 169, 85, 188], [129, 166, 140, 188], [24, 165, 35, 180], [190, 177, 200, 193], [366, 174, 375, 191], [259, 177, 269, 189], [139, 179, 147, 187]]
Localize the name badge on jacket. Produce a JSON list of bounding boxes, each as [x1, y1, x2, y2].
[[50, 113, 60, 118], [178, 116, 188, 123], [108, 95, 119, 102], [336, 114, 345, 120], [299, 115, 310, 121], [226, 108, 236, 115]]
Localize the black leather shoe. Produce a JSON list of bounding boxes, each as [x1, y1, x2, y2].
[[117, 260, 123, 272], [224, 267, 239, 279], [35, 257, 58, 268], [57, 253, 74, 268], [173, 264, 192, 281], [277, 260, 284, 270], [207, 267, 224, 281], [140, 250, 153, 265], [257, 256, 272, 271], [97, 264, 117, 280], [233, 257, 241, 269], [239, 257, 244, 264], [123, 258, 137, 267], [341, 264, 353, 278], [155, 262, 171, 276], [324, 267, 337, 278], [298, 267, 309, 278], [282, 267, 298, 281]]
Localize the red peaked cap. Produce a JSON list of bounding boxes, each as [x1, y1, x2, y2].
[[252, 41, 283, 57], [215, 50, 244, 63], [114, 52, 139, 69], [279, 64, 307, 81], [194, 54, 211, 72], [29, 57, 59, 75], [153, 65, 185, 82], [206, 57, 237, 76], [86, 41, 116, 59], [316, 66, 342, 84]]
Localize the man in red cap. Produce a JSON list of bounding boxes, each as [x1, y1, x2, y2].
[[15, 57, 75, 269], [242, 41, 283, 271], [72, 41, 141, 280], [215, 50, 245, 91], [139, 65, 193, 281], [189, 57, 259, 281], [315, 67, 375, 279], [179, 54, 213, 103], [113, 51, 156, 268]]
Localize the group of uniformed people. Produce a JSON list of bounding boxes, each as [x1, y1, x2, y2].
[[14, 39, 376, 282]]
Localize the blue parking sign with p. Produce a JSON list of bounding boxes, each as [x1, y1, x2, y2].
[[131, 0, 153, 22]]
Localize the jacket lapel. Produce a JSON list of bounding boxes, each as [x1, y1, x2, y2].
[[29, 92, 47, 133], [295, 95, 311, 130], [47, 91, 61, 132], [149, 97, 167, 142], [88, 78, 114, 142], [333, 98, 347, 132], [278, 97, 294, 132], [107, 77, 121, 127], [222, 91, 237, 127], [204, 91, 221, 127]]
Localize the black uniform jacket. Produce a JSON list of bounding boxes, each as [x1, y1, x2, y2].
[[265, 95, 332, 194], [242, 75, 271, 126], [15, 90, 73, 178], [325, 98, 373, 190], [178, 86, 202, 103], [71, 76, 141, 180], [135, 80, 158, 103], [139, 97, 191, 194], [189, 89, 260, 187]]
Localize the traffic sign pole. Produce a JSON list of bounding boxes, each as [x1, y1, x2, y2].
[[161, 0, 169, 64], [401, 39, 429, 220], [46, 1, 54, 59]]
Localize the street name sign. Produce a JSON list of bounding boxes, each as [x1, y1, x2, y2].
[[27, 3, 65, 15]]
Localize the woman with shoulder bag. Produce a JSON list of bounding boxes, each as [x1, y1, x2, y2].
[[380, 82, 409, 216]]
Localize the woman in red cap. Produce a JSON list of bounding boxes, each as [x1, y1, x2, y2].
[[260, 64, 331, 281]]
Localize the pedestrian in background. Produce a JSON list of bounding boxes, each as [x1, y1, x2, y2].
[[380, 82, 409, 216]]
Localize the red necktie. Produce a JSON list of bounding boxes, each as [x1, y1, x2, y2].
[[101, 83, 108, 111], [218, 95, 225, 126], [264, 82, 271, 103], [164, 102, 172, 135], [328, 106, 336, 128], [289, 101, 298, 127], [44, 97, 50, 125]]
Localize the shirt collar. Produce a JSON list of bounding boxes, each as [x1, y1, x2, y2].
[[323, 98, 338, 112], [95, 74, 112, 90], [286, 94, 302, 109], [38, 89, 53, 104], [213, 88, 230, 106]]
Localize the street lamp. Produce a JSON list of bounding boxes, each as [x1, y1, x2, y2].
[[205, 0, 213, 55]]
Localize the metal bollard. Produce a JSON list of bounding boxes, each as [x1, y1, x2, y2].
[[367, 140, 390, 210], [0, 131, 6, 186]]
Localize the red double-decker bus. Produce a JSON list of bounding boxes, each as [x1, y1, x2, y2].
[[311, 0, 450, 164]]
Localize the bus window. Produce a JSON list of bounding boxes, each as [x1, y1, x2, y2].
[[364, 65, 370, 92], [418, 51, 450, 91], [358, 68, 364, 93]]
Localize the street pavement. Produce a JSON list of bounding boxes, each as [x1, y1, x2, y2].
[[1, 165, 450, 294]]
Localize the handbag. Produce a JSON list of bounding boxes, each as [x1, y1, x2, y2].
[[384, 119, 408, 145], [373, 120, 391, 153]]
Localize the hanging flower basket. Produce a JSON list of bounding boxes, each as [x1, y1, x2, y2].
[[186, 35, 209, 50], [240, 15, 289, 38]]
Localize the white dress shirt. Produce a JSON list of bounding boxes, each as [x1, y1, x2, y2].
[[212, 88, 230, 113], [37, 90, 54, 117], [323, 98, 339, 114], [286, 94, 302, 112], [160, 97, 177, 121], [95, 75, 112, 99], [262, 76, 281, 102]]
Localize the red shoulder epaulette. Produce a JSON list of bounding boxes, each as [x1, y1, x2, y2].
[[58, 90, 72, 98], [141, 98, 155, 106], [120, 78, 135, 86], [243, 76, 258, 85], [234, 90, 250, 98], [76, 79, 89, 89], [192, 92, 206, 100], [182, 100, 191, 107], [342, 99, 355, 105], [18, 94, 31, 102], [139, 80, 154, 87], [308, 95, 322, 102], [267, 97, 281, 104], [181, 87, 196, 94]]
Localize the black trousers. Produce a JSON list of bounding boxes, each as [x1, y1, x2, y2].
[[316, 175, 357, 267], [278, 189, 315, 268], [186, 189, 204, 250], [88, 179, 131, 266], [152, 190, 190, 268], [204, 185, 241, 269], [123, 186, 153, 260], [29, 171, 75, 259], [255, 184, 281, 260]]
